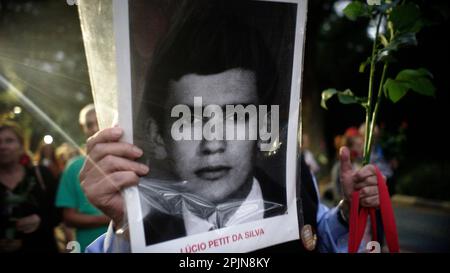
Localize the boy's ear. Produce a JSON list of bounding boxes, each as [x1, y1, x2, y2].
[[145, 117, 167, 160]]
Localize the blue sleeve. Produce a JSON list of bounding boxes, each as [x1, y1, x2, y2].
[[85, 223, 131, 253], [316, 203, 350, 253], [308, 170, 350, 253], [85, 234, 106, 253]]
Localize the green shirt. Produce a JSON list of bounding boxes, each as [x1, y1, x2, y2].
[[56, 156, 108, 252]]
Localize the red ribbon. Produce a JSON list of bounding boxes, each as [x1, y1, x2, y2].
[[348, 165, 400, 253]]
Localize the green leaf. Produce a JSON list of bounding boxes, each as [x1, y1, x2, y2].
[[384, 68, 436, 103], [416, 68, 434, 79], [373, 1, 395, 13], [321, 88, 367, 109], [376, 50, 397, 63], [397, 69, 435, 96], [397, 68, 436, 97], [380, 34, 389, 47], [384, 79, 409, 103], [337, 89, 360, 104], [397, 68, 433, 80], [380, 32, 417, 54], [390, 3, 422, 33], [359, 57, 371, 73], [410, 20, 424, 33], [408, 77, 436, 97], [343, 2, 369, 21], [321, 88, 338, 110]]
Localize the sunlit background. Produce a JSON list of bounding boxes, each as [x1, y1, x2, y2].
[[0, 0, 90, 151]]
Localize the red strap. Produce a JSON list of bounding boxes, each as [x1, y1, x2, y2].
[[375, 166, 400, 252], [348, 166, 399, 253]]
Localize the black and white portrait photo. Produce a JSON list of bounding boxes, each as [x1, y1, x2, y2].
[[114, 0, 308, 252]]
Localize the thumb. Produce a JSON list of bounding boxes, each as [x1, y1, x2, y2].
[[339, 146, 353, 175], [339, 146, 355, 200]]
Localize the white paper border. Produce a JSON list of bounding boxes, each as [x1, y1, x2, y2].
[[113, 0, 308, 253]]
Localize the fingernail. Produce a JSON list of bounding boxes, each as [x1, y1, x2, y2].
[[133, 146, 143, 156], [140, 164, 149, 173], [112, 127, 122, 136]]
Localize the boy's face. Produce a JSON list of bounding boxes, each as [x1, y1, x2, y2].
[[162, 68, 258, 204]]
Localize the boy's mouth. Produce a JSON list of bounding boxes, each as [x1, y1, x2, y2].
[[195, 166, 231, 181]]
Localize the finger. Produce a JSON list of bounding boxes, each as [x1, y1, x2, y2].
[[354, 174, 378, 190], [84, 172, 139, 211], [82, 144, 144, 178], [354, 164, 376, 181], [359, 185, 378, 198], [81, 155, 148, 183], [87, 171, 140, 196], [96, 155, 149, 176], [86, 127, 124, 153], [89, 142, 143, 162], [104, 171, 141, 192], [360, 195, 379, 208], [98, 194, 125, 225], [339, 146, 353, 174]]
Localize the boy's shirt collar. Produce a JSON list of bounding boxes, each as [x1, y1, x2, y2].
[[183, 178, 264, 235]]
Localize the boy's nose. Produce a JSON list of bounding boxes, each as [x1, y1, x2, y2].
[[199, 139, 226, 155]]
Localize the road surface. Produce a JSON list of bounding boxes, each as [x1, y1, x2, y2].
[[394, 204, 450, 253]]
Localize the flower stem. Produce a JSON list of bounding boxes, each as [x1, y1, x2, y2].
[[363, 14, 383, 165], [367, 63, 388, 159]]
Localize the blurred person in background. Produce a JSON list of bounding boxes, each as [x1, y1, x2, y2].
[[34, 141, 60, 180], [55, 104, 109, 252], [325, 127, 364, 204], [0, 121, 59, 253], [53, 142, 79, 252], [302, 133, 320, 175], [55, 143, 79, 173]]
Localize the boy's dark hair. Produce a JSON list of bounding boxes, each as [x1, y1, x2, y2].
[[137, 0, 278, 132]]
